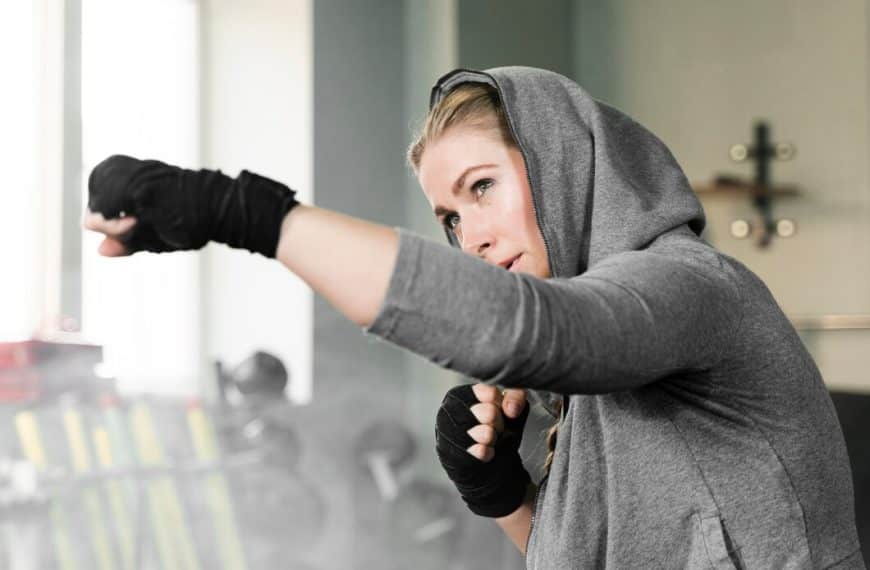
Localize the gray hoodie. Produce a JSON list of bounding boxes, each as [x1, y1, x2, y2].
[[364, 66, 864, 569]]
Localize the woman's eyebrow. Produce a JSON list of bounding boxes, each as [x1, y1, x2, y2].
[[432, 163, 497, 218]]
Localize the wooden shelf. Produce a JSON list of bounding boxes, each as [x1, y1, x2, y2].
[[692, 175, 801, 197]]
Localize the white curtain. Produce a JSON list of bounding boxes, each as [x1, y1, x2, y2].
[[80, 0, 202, 395], [0, 4, 43, 340]]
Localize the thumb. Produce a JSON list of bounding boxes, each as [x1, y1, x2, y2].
[[501, 388, 527, 419]]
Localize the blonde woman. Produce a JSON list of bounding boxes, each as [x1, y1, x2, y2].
[[83, 66, 863, 569]]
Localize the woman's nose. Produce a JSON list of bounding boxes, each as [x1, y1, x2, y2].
[[459, 210, 494, 257], [461, 238, 490, 257]]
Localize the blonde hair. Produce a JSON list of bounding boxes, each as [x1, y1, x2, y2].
[[406, 82, 515, 173], [542, 399, 563, 475], [409, 82, 562, 478]]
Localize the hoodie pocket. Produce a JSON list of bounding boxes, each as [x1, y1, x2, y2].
[[694, 511, 743, 570]]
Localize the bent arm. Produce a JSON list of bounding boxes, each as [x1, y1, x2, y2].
[[362, 225, 744, 394]]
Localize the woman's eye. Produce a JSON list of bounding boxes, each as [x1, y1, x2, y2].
[[441, 179, 493, 231], [444, 213, 460, 230], [471, 178, 493, 196]]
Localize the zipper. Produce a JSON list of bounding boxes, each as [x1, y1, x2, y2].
[[497, 79, 572, 420], [493, 79, 557, 281], [525, 476, 547, 566]]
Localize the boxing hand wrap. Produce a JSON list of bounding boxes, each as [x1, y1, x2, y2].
[[87, 154, 299, 258], [435, 384, 531, 518]]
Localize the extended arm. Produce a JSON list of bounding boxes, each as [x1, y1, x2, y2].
[[92, 200, 740, 395], [274, 204, 399, 328], [85, 156, 742, 396]]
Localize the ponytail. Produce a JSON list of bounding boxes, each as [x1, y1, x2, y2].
[[542, 398, 563, 476]]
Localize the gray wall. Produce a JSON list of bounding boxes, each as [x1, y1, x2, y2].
[[312, 2, 410, 566], [312, 0, 407, 443], [458, 0, 575, 76]]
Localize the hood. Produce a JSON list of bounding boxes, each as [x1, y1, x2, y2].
[[429, 66, 707, 420], [429, 66, 705, 279]]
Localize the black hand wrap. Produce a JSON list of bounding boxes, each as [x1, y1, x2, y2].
[[87, 154, 300, 258], [435, 384, 531, 518]]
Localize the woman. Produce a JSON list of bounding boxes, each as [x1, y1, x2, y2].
[[83, 66, 863, 568]]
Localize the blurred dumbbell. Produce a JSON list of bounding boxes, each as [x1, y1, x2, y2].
[[239, 415, 300, 470], [213, 351, 300, 470], [230, 466, 326, 564], [215, 350, 289, 409], [353, 421, 416, 502], [231, 351, 288, 401], [394, 479, 458, 544]]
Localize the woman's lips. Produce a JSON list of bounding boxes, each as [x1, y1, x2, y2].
[[507, 254, 521, 272]]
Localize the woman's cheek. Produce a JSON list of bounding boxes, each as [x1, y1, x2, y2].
[[496, 184, 526, 226]]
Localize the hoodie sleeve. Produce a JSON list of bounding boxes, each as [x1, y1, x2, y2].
[[363, 229, 744, 395]]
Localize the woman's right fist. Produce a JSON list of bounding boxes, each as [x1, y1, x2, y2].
[[87, 155, 213, 254], [85, 154, 299, 258], [435, 383, 531, 518]]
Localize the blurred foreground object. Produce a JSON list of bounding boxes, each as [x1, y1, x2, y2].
[[0, 340, 108, 403]]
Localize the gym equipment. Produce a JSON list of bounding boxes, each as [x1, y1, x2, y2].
[[239, 414, 300, 469], [229, 351, 289, 402], [98, 395, 156, 569], [14, 409, 78, 570], [128, 401, 202, 570], [389, 478, 462, 570], [229, 461, 326, 566], [4, 392, 322, 569], [214, 351, 300, 470], [61, 401, 118, 570], [186, 400, 248, 570], [0, 340, 106, 403], [91, 425, 136, 570], [353, 421, 417, 502], [351, 420, 462, 569]]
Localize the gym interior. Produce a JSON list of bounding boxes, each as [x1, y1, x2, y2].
[[2, 1, 868, 568]]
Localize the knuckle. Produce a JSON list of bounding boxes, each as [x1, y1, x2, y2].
[[467, 424, 496, 445], [481, 446, 494, 462], [466, 425, 479, 442], [471, 403, 498, 424], [466, 443, 484, 460], [472, 383, 499, 403], [470, 383, 484, 400], [482, 424, 497, 444]]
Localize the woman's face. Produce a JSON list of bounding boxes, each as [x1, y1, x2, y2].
[[417, 127, 551, 279]]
